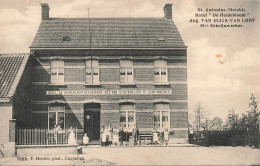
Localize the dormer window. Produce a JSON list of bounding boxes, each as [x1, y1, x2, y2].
[[62, 36, 71, 41], [157, 37, 165, 41]]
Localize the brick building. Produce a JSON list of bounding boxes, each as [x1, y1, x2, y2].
[[0, 53, 32, 156], [29, 3, 188, 143]]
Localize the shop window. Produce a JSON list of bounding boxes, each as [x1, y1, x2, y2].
[[48, 105, 65, 130], [120, 60, 133, 84], [120, 104, 135, 130], [51, 60, 64, 84], [86, 60, 99, 84], [154, 103, 170, 130], [154, 60, 168, 83]]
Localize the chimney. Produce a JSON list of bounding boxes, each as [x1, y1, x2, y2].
[[164, 4, 172, 20], [41, 3, 50, 20]]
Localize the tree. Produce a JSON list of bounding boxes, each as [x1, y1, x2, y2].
[[226, 108, 239, 131], [208, 116, 223, 131], [192, 103, 209, 131], [246, 94, 259, 147], [247, 94, 259, 132]]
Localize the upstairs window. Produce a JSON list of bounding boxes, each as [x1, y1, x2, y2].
[[86, 60, 99, 84], [154, 60, 168, 83], [120, 104, 135, 130], [48, 105, 65, 130], [51, 60, 64, 84], [154, 103, 170, 130], [120, 60, 133, 84]]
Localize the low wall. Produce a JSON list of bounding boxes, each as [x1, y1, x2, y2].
[[16, 145, 78, 156]]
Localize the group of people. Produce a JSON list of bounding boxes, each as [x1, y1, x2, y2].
[[100, 124, 139, 146], [99, 124, 169, 146], [53, 124, 170, 146], [152, 128, 169, 145], [53, 125, 76, 145]]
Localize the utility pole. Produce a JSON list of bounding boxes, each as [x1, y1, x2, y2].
[[88, 7, 93, 84]]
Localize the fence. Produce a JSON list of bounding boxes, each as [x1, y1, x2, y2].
[[16, 128, 77, 145]]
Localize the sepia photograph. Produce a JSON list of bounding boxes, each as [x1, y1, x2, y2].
[[0, 0, 259, 165]]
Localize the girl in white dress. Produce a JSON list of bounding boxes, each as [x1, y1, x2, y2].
[[113, 132, 119, 146], [68, 127, 76, 145], [153, 130, 159, 144], [83, 133, 89, 145]]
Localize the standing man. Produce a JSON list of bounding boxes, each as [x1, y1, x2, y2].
[[119, 127, 124, 146], [132, 124, 139, 145]]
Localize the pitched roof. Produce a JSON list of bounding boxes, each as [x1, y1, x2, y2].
[[0, 53, 30, 101], [30, 18, 186, 49]]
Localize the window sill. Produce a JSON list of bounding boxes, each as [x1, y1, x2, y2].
[[48, 83, 66, 86], [153, 82, 170, 86], [119, 83, 136, 86], [84, 83, 101, 86]]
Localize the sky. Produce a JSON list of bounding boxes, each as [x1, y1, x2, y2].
[[0, 0, 259, 121]]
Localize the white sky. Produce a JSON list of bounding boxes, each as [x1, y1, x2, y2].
[[0, 0, 259, 121]]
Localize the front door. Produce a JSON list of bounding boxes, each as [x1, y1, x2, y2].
[[84, 103, 100, 140]]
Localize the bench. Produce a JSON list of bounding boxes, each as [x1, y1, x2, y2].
[[139, 134, 153, 145]]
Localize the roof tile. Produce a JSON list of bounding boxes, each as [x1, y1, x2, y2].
[[0, 53, 30, 99], [30, 18, 186, 48]]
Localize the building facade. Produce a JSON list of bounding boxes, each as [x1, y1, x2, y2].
[[29, 3, 188, 143]]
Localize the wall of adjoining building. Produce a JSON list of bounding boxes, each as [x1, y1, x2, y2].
[[0, 103, 15, 156], [13, 55, 33, 128]]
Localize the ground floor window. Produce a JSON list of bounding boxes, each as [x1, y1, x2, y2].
[[48, 105, 65, 130], [120, 104, 135, 129], [154, 103, 170, 130]]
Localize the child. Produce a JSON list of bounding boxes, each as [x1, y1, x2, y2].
[[113, 131, 119, 146], [153, 130, 159, 145], [164, 128, 169, 145], [83, 133, 89, 146]]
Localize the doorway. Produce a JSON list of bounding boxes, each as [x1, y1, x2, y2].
[[84, 103, 100, 140]]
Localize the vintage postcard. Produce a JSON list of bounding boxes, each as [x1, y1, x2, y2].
[[0, 0, 259, 165]]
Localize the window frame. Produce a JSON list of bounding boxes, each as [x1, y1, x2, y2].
[[119, 104, 136, 131], [50, 60, 64, 85], [154, 103, 170, 130], [85, 60, 100, 85], [48, 105, 65, 131], [154, 59, 168, 83], [120, 60, 134, 84]]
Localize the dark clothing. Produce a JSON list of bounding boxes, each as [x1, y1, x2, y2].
[[132, 128, 139, 145], [159, 131, 164, 144], [124, 132, 130, 141], [119, 130, 125, 146]]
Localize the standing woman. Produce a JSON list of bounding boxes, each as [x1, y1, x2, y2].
[[104, 126, 109, 146], [100, 126, 106, 147], [108, 124, 113, 146], [68, 127, 76, 145]]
